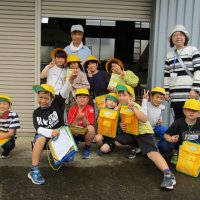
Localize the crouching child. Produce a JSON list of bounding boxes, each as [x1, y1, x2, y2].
[[115, 84, 176, 190]]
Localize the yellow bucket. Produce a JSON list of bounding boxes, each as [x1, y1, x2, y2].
[[176, 141, 200, 177]]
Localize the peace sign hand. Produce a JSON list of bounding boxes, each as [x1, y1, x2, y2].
[[143, 89, 149, 100]]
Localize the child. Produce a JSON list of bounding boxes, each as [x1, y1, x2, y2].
[[28, 73, 77, 185], [0, 94, 20, 158], [95, 93, 119, 155], [40, 48, 67, 95], [84, 55, 110, 127], [84, 55, 110, 97], [105, 58, 139, 91], [115, 84, 176, 190], [142, 87, 168, 139], [66, 54, 90, 112], [67, 88, 95, 159], [158, 99, 200, 164]]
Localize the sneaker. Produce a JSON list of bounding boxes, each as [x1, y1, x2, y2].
[[0, 151, 10, 159], [161, 173, 176, 190], [127, 148, 137, 159], [28, 167, 45, 185], [82, 147, 90, 159], [97, 150, 104, 156]]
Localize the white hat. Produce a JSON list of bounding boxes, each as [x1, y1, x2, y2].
[[70, 24, 84, 33], [168, 24, 189, 42]]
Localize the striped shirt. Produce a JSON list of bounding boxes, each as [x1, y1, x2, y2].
[[164, 46, 200, 108], [0, 111, 20, 132]]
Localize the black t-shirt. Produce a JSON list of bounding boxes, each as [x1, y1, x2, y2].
[[33, 95, 65, 131], [166, 117, 200, 143]]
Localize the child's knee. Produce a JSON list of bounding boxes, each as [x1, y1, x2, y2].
[[94, 134, 103, 144], [86, 125, 95, 136], [101, 144, 111, 153]]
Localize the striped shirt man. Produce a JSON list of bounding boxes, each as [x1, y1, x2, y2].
[[164, 46, 200, 108]]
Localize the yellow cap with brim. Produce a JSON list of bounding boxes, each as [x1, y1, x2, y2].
[[116, 84, 135, 97], [0, 94, 12, 104], [67, 54, 81, 64], [33, 84, 55, 97], [105, 58, 124, 74], [83, 55, 100, 68], [151, 87, 166, 95], [106, 93, 118, 103], [51, 48, 68, 64], [75, 88, 89, 96], [183, 99, 200, 111]]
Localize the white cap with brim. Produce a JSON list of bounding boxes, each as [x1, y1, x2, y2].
[[168, 24, 189, 42], [71, 24, 84, 33]]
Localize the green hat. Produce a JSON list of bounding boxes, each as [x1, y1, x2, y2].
[[116, 84, 135, 97], [33, 84, 55, 97], [0, 94, 12, 104], [106, 93, 118, 103]]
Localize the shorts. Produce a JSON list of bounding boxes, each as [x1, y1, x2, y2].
[[115, 132, 158, 155], [32, 133, 49, 150], [103, 136, 115, 152]]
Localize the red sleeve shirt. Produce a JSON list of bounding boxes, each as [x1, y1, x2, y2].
[[67, 105, 95, 127]]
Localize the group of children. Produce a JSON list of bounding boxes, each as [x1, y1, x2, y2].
[[0, 47, 200, 190]]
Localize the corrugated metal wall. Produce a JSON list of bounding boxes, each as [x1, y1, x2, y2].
[[0, 0, 36, 134], [41, 0, 152, 21], [148, 0, 200, 88]]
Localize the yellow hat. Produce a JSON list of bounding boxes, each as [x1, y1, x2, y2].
[[51, 48, 68, 64], [67, 54, 81, 64], [116, 84, 135, 97], [105, 58, 124, 74], [33, 84, 55, 97], [106, 93, 118, 103], [83, 55, 100, 68], [151, 87, 166, 95], [183, 99, 200, 111], [0, 94, 12, 104], [75, 88, 89, 96]]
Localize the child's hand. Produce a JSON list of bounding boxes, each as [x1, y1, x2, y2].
[[48, 59, 56, 68], [114, 103, 121, 111], [156, 118, 163, 125], [171, 135, 179, 143], [87, 69, 93, 77], [51, 129, 60, 138], [127, 98, 135, 110], [120, 121, 127, 132], [69, 69, 78, 84], [76, 112, 84, 120], [120, 68, 125, 79], [143, 89, 149, 100]]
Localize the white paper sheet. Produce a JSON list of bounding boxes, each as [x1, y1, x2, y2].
[[51, 128, 73, 160]]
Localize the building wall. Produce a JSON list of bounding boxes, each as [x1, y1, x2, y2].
[[0, 0, 38, 135]]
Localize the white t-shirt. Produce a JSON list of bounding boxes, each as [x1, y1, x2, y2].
[[46, 65, 66, 95]]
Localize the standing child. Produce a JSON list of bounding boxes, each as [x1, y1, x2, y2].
[[95, 93, 119, 155], [158, 99, 200, 164], [105, 58, 139, 91], [40, 48, 67, 95], [67, 88, 95, 159], [66, 54, 90, 112], [28, 73, 77, 185], [115, 84, 176, 190], [84, 55, 110, 97], [0, 94, 20, 158], [142, 87, 168, 140]]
